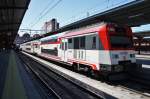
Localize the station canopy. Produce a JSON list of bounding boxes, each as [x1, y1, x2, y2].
[[59, 0, 150, 32], [0, 0, 30, 48], [134, 31, 150, 38]]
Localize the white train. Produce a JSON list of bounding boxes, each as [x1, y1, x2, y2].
[[20, 23, 138, 79]]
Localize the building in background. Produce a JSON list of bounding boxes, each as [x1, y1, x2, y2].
[[15, 19, 59, 45], [14, 33, 31, 45], [41, 18, 59, 34], [33, 34, 40, 38]]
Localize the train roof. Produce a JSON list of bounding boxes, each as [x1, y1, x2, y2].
[[60, 24, 104, 38], [40, 32, 65, 41]]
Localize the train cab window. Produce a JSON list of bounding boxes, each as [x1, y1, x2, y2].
[[115, 27, 127, 36], [74, 37, 79, 49], [110, 36, 132, 48], [80, 36, 85, 49], [92, 36, 96, 49]]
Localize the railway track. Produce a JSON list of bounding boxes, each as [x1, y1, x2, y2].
[[19, 53, 107, 99], [20, 52, 150, 99], [19, 54, 62, 99]]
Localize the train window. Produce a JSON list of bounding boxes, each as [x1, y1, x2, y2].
[[74, 37, 79, 49], [60, 44, 61, 49], [80, 36, 85, 49], [26, 48, 31, 50], [62, 42, 64, 50], [68, 39, 73, 49], [68, 38, 72, 43], [99, 38, 104, 50], [26, 43, 31, 46], [92, 36, 96, 49], [41, 38, 58, 44], [65, 42, 67, 50]]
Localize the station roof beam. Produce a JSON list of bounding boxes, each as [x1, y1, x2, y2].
[[134, 31, 150, 38], [0, 0, 30, 48]]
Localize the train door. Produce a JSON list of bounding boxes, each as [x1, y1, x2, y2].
[[74, 36, 86, 60], [79, 36, 86, 60], [34, 44, 40, 54], [32, 44, 35, 53], [78, 50, 86, 60], [61, 39, 68, 62]]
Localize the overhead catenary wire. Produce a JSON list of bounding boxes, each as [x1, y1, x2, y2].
[[62, 0, 131, 26], [30, 0, 62, 28], [63, 0, 108, 25], [28, 0, 55, 28]]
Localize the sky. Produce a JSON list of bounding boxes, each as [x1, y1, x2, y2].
[[19, 0, 150, 36]]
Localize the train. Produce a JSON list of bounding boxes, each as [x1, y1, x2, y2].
[[20, 22, 139, 80]]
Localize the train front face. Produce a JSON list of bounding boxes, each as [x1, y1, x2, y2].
[[99, 23, 136, 73]]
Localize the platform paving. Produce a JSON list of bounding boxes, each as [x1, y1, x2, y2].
[[0, 50, 43, 99], [2, 50, 27, 99], [0, 51, 10, 97], [136, 55, 150, 68]]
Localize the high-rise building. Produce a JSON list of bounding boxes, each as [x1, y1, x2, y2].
[[41, 18, 59, 34]]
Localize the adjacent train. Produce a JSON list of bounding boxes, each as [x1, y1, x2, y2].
[[20, 22, 138, 79]]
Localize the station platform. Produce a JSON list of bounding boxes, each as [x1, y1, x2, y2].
[[0, 50, 44, 99], [136, 54, 150, 59], [136, 55, 150, 68]]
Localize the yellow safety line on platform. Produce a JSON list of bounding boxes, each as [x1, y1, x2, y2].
[[2, 50, 27, 99]]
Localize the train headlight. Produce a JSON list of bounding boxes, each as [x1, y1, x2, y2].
[[130, 54, 135, 58], [112, 54, 119, 59]]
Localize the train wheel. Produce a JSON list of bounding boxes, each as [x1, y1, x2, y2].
[[73, 63, 80, 72], [89, 68, 99, 79], [73, 64, 77, 71]]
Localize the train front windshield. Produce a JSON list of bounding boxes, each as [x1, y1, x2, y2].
[[110, 36, 132, 48], [109, 26, 133, 49]]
